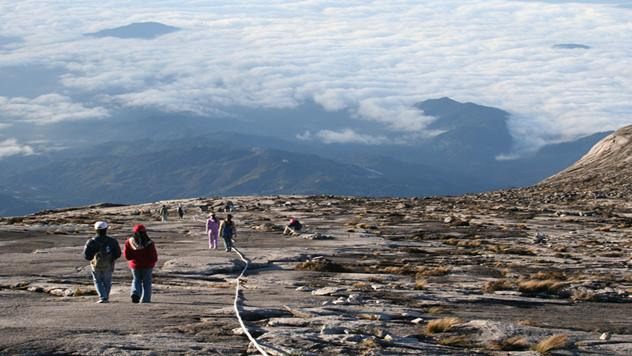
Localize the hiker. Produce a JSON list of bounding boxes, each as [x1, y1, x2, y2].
[[123, 224, 158, 303], [206, 212, 220, 249], [177, 204, 184, 219], [83, 221, 121, 303], [218, 214, 236, 252], [283, 217, 302, 235], [159, 205, 168, 222]]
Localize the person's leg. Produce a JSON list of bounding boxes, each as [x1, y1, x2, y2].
[[91, 269, 107, 301], [208, 232, 213, 249], [212, 232, 218, 249], [131, 269, 142, 303], [223, 236, 230, 251], [103, 269, 113, 301], [141, 268, 152, 303]]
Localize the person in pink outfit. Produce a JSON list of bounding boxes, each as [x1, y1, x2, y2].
[[206, 212, 220, 249]]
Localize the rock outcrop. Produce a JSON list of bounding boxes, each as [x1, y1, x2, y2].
[[540, 125, 632, 196]]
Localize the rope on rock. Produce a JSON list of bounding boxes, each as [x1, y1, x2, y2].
[[232, 245, 270, 356]]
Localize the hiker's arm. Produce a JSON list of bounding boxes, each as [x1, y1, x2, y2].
[[83, 240, 96, 261], [149, 244, 158, 264], [123, 240, 133, 260]]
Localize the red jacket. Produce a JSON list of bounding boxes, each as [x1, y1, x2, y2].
[[123, 238, 158, 269]]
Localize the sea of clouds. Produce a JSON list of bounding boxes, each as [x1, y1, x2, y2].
[[0, 0, 630, 155]]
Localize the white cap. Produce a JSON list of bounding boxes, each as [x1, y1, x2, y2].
[[94, 221, 108, 230]]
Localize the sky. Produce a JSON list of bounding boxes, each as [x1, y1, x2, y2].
[[0, 0, 630, 157]]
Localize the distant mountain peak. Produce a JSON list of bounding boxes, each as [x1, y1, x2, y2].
[[552, 43, 591, 50], [415, 97, 512, 158], [86, 22, 180, 39]]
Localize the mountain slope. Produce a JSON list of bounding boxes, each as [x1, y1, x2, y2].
[[540, 125, 632, 194]]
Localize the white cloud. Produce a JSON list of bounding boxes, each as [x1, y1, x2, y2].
[[0, 94, 109, 124], [0, 1, 630, 147], [316, 129, 388, 145], [0, 138, 34, 158]]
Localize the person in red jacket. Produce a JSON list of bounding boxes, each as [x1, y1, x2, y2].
[[124, 224, 158, 303]]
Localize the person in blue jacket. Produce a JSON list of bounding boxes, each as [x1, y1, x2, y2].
[[83, 221, 121, 303]]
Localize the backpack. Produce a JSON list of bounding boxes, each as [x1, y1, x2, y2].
[[91, 239, 114, 271]]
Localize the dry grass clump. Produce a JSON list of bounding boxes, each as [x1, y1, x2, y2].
[[416, 266, 451, 277], [414, 279, 427, 290], [361, 337, 381, 349], [488, 336, 530, 351], [530, 271, 567, 281], [357, 313, 382, 321], [295, 259, 348, 273], [483, 279, 514, 293], [382, 264, 415, 275], [425, 317, 462, 333], [517, 279, 564, 294], [352, 281, 369, 289], [427, 306, 445, 315], [439, 335, 474, 347], [570, 288, 596, 301], [487, 244, 536, 256], [532, 334, 569, 354], [443, 239, 482, 248]]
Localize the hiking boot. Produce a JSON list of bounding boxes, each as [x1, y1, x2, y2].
[[97, 299, 108, 303], [131, 294, 140, 303]]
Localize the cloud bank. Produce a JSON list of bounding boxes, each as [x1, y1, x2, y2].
[[0, 0, 630, 148], [0, 139, 34, 158]]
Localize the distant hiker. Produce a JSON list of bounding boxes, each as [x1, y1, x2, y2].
[[177, 204, 185, 219], [224, 201, 235, 212], [83, 221, 121, 303], [159, 205, 168, 222], [218, 214, 236, 252], [206, 212, 220, 249], [123, 224, 158, 303], [283, 217, 302, 236]]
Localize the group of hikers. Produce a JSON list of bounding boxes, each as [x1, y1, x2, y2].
[[83, 221, 157, 303], [159, 204, 185, 222], [82, 209, 299, 303]]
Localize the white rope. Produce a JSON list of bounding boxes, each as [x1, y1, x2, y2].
[[231, 244, 270, 356]]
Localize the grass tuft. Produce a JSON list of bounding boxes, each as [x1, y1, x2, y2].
[[488, 336, 530, 351], [414, 279, 427, 290], [425, 317, 462, 333], [532, 334, 569, 354], [439, 335, 474, 347], [483, 279, 514, 293], [517, 279, 563, 294]]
